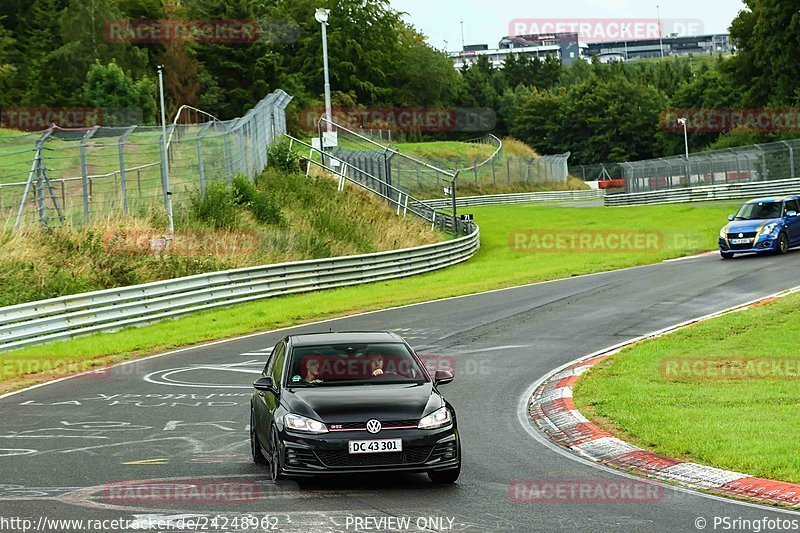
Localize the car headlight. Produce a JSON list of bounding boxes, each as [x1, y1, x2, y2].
[[284, 413, 328, 434], [761, 223, 779, 237], [418, 407, 452, 430], [719, 228, 727, 239]]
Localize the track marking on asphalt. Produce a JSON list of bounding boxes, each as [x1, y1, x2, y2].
[[517, 283, 800, 516], [143, 361, 262, 389], [0, 449, 37, 457], [0, 259, 673, 403], [452, 344, 530, 354], [122, 458, 168, 465], [662, 250, 717, 262]]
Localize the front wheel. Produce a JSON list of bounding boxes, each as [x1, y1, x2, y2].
[[720, 251, 734, 260], [776, 233, 789, 255], [429, 464, 460, 484], [250, 410, 268, 466], [268, 428, 284, 482]]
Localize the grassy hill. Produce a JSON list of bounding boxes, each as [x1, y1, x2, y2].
[[0, 168, 442, 306]]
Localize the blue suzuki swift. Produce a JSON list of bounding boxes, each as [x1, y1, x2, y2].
[[719, 196, 800, 259]]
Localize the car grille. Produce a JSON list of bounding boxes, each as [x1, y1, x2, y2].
[[315, 446, 433, 467], [727, 232, 758, 250], [329, 419, 419, 431]]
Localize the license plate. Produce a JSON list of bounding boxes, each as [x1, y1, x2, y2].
[[730, 238, 753, 245], [348, 439, 403, 454]]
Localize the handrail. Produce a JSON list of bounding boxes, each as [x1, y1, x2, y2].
[[605, 177, 800, 206]]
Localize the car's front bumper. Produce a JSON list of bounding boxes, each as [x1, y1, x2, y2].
[[278, 425, 460, 476], [719, 236, 777, 255]]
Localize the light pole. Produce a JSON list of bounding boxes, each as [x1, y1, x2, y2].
[[677, 117, 689, 159], [622, 24, 629, 61], [157, 65, 174, 241], [315, 8, 332, 133], [656, 5, 665, 58]]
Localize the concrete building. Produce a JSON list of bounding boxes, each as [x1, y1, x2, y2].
[[449, 33, 585, 69], [586, 34, 734, 62], [449, 33, 733, 69]]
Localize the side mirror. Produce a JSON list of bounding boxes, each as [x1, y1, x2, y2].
[[434, 370, 454, 386], [787, 211, 797, 218], [254, 376, 276, 393], [728, 214, 735, 221]]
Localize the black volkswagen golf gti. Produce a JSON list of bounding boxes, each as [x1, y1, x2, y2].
[[250, 332, 461, 483]]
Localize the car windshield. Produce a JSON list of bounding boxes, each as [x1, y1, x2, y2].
[[286, 343, 428, 387], [734, 202, 782, 221]]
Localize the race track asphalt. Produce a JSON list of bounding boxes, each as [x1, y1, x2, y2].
[[1, 250, 799, 532]]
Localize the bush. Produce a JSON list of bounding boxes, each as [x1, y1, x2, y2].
[[190, 180, 241, 230], [267, 138, 302, 174], [232, 175, 285, 226]]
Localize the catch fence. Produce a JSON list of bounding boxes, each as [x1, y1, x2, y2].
[[0, 90, 292, 229]]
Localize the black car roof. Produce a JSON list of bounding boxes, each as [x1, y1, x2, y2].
[[288, 331, 403, 347]]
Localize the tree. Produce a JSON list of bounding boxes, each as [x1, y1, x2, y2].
[[0, 19, 17, 106], [184, 0, 281, 118], [727, 0, 800, 106], [25, 0, 148, 107], [83, 61, 156, 125], [510, 87, 566, 154], [657, 61, 741, 154]]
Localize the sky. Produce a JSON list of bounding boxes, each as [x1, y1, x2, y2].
[[389, 0, 745, 51]]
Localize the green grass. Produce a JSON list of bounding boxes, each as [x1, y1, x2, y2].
[[393, 141, 495, 160], [0, 201, 733, 392], [574, 292, 800, 483], [0, 169, 440, 307], [1, 125, 239, 227]]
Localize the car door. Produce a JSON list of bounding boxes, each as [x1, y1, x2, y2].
[[784, 199, 800, 246], [264, 342, 286, 443], [254, 341, 284, 446]]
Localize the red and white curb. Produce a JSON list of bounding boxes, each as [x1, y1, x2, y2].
[[529, 288, 800, 509]]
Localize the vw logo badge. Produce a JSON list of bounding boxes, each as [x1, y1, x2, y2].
[[738, 233, 744, 238], [366, 419, 382, 434]]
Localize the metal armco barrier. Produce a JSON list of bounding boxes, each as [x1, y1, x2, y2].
[[423, 189, 605, 210], [0, 226, 479, 352], [605, 178, 800, 206]]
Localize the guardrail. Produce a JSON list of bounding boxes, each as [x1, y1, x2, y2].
[[456, 134, 502, 173], [0, 225, 479, 352], [605, 178, 800, 206], [422, 189, 605, 210]]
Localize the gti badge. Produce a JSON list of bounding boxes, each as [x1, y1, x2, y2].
[[366, 419, 382, 434]]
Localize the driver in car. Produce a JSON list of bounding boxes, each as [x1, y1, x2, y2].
[[367, 351, 385, 377], [302, 354, 325, 384]]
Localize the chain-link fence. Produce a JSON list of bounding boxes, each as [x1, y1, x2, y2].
[[581, 138, 800, 194], [569, 163, 624, 181], [0, 90, 292, 229], [323, 131, 569, 199]]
